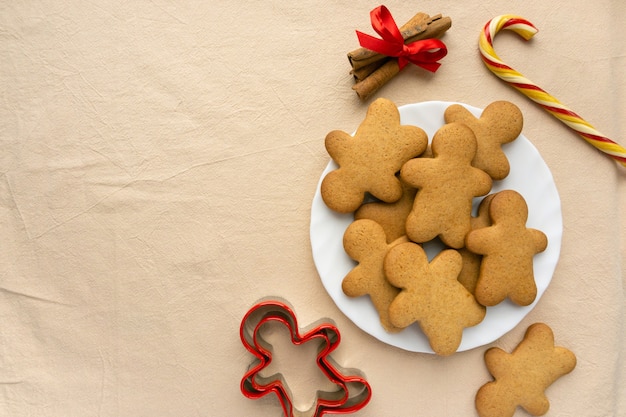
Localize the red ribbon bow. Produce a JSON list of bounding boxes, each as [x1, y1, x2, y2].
[[356, 5, 448, 72]]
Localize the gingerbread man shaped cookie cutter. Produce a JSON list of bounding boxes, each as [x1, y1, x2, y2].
[[240, 298, 372, 416]]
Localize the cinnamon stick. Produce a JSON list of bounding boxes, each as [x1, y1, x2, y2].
[[348, 12, 431, 71], [352, 59, 401, 101], [348, 14, 451, 72], [351, 59, 387, 82], [351, 14, 452, 101]]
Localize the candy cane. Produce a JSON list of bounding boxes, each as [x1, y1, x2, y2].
[[479, 15, 626, 167]]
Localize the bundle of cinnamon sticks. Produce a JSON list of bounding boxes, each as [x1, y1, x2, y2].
[[348, 12, 452, 101]]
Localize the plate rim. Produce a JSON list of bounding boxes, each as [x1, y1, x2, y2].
[[310, 100, 563, 353]]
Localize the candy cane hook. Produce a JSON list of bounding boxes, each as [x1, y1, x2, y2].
[[479, 15, 626, 167]]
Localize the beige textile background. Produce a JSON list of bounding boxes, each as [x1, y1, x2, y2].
[[1, 1, 625, 416]]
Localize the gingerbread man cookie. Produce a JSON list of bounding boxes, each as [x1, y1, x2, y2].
[[466, 190, 547, 306], [354, 178, 417, 243], [475, 323, 576, 417], [342, 219, 408, 332], [400, 122, 493, 248], [384, 241, 486, 356], [321, 98, 428, 213], [444, 101, 523, 180]]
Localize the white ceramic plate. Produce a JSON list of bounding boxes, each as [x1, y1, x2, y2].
[[310, 101, 562, 353]]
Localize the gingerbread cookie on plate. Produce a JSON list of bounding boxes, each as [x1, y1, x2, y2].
[[444, 100, 523, 180], [385, 241, 486, 355], [342, 219, 408, 332], [400, 122, 492, 248], [466, 190, 547, 306], [321, 98, 428, 213]]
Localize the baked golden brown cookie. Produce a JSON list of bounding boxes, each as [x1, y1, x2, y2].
[[321, 98, 428, 213], [457, 193, 495, 295], [400, 122, 493, 248], [341, 219, 408, 332], [384, 241, 486, 355], [475, 323, 576, 417], [354, 178, 417, 243], [466, 190, 547, 306], [444, 101, 523, 180]]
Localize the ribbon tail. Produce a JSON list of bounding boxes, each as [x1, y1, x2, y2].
[[413, 60, 442, 73]]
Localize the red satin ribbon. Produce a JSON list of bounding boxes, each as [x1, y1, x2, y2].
[[356, 6, 448, 72]]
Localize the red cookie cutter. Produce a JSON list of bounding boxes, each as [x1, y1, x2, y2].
[[240, 298, 372, 416]]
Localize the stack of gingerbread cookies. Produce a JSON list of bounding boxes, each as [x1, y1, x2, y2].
[[321, 97, 547, 355]]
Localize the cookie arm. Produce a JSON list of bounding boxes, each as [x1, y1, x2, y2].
[[531, 228, 548, 253], [443, 103, 476, 124], [484, 347, 510, 379], [430, 249, 463, 278], [324, 130, 353, 165], [341, 269, 369, 297], [465, 227, 490, 255], [320, 171, 366, 213]]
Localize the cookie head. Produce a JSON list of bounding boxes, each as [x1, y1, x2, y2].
[[342, 218, 389, 261], [430, 122, 478, 164]]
